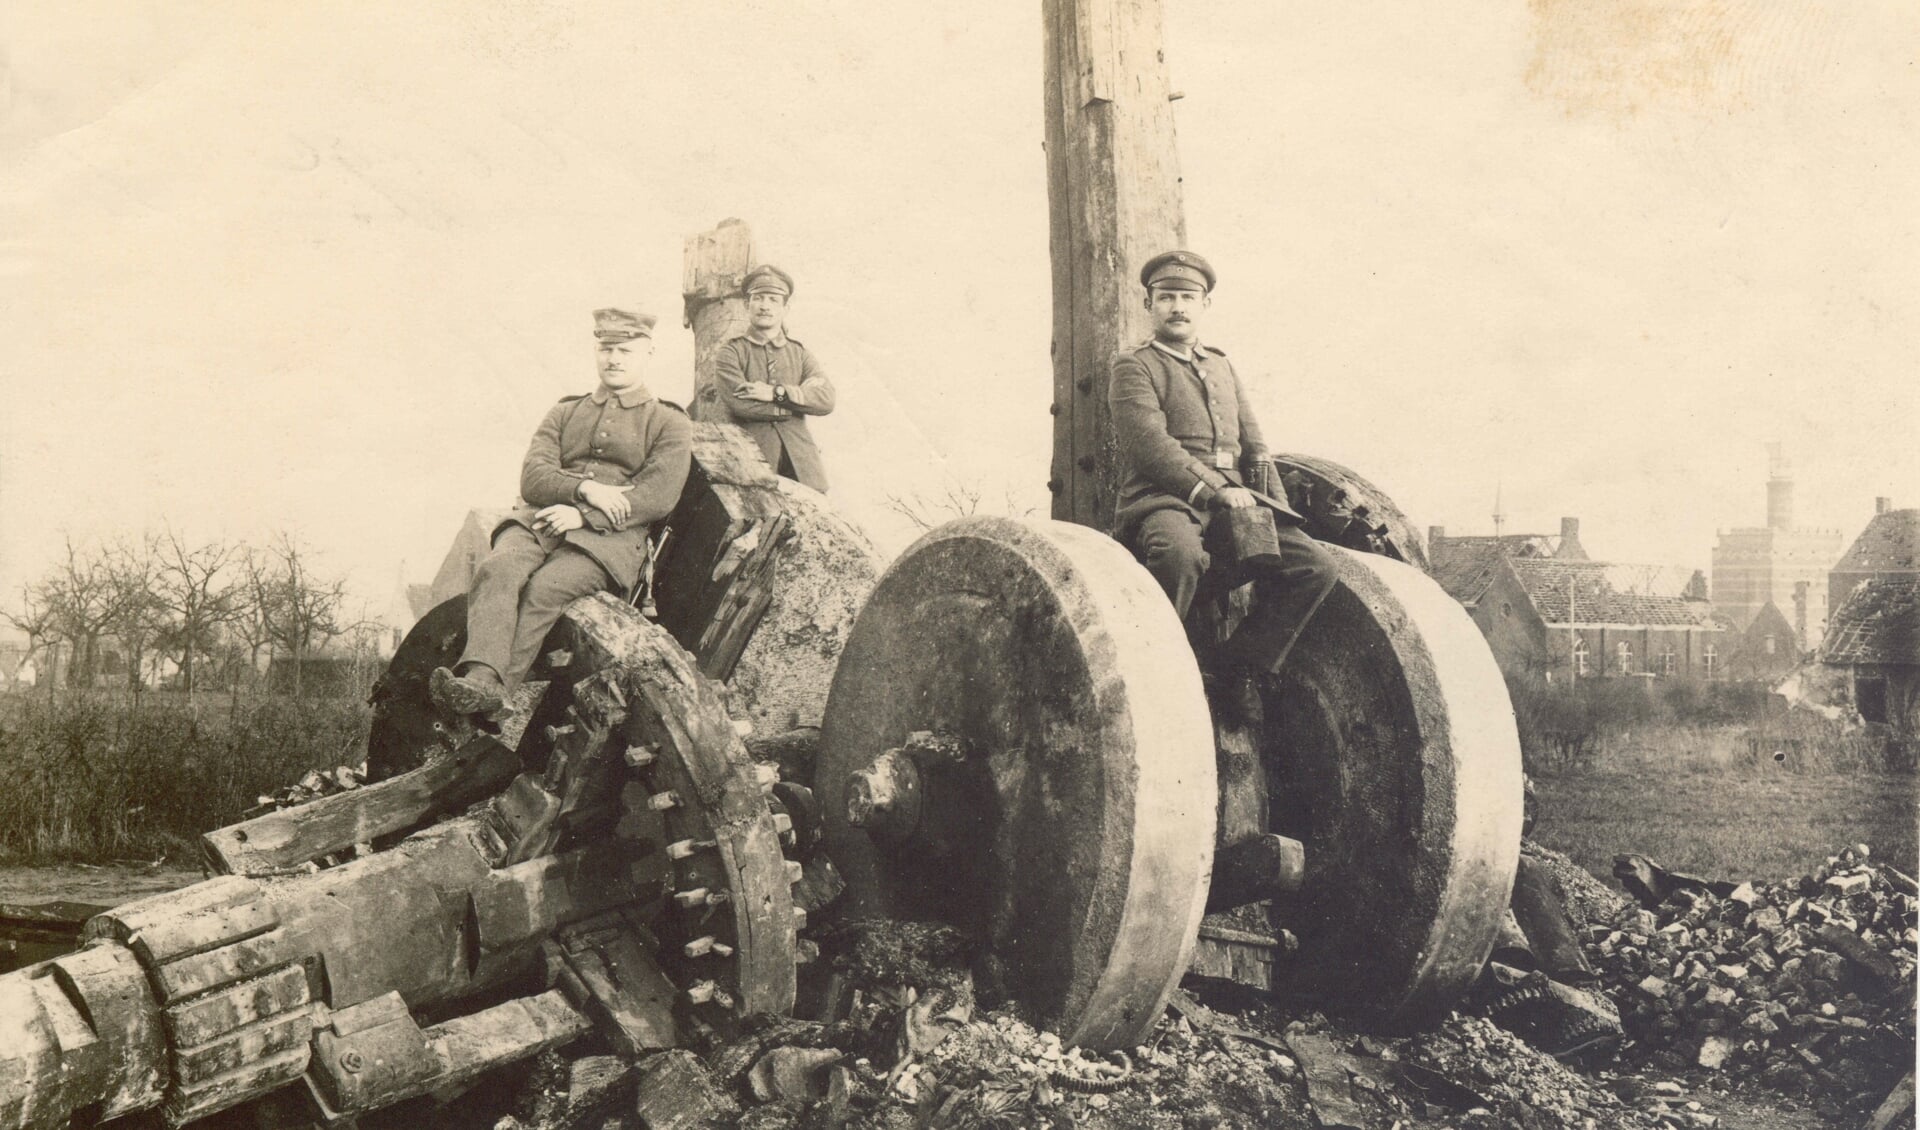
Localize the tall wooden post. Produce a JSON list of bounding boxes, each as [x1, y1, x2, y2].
[[682, 219, 755, 421], [1043, 0, 1187, 531]]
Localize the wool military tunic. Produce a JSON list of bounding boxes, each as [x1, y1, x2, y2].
[[712, 330, 835, 493], [500, 385, 693, 588], [1108, 338, 1297, 540]]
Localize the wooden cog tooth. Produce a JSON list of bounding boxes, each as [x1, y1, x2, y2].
[[674, 888, 729, 908], [785, 860, 804, 884], [684, 935, 735, 958], [545, 649, 571, 668], [754, 764, 780, 792], [731, 719, 754, 738], [647, 790, 681, 811], [686, 980, 717, 1004], [625, 744, 658, 769], [771, 813, 793, 835], [666, 838, 715, 860], [792, 907, 807, 930]]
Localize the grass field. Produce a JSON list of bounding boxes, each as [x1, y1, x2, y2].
[[1531, 765, 1919, 885]]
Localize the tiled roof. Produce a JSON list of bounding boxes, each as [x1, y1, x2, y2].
[[1833, 509, 1920, 575], [1430, 535, 1556, 605], [1823, 576, 1920, 666], [1510, 559, 1718, 628]]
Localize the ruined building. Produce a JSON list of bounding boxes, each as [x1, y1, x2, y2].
[[1710, 443, 1842, 648], [1430, 518, 1723, 680]]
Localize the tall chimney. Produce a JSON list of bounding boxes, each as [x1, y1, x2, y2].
[[1766, 442, 1794, 530], [1877, 497, 1892, 515], [1428, 525, 1446, 545], [1558, 517, 1581, 558]]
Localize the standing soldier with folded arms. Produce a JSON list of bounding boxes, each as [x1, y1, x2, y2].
[[1109, 250, 1336, 679], [712, 265, 836, 492], [431, 307, 693, 717]]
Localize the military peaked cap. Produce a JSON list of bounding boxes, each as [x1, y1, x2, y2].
[[743, 264, 795, 297], [1140, 250, 1215, 293], [594, 308, 656, 341]]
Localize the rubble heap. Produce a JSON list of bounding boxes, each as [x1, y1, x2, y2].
[[1584, 847, 1917, 1109]]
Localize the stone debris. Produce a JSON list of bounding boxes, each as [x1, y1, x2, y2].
[[245, 760, 368, 815], [1582, 845, 1916, 1118]]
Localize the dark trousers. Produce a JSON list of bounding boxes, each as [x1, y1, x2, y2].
[[1135, 507, 1338, 672], [457, 525, 612, 691]]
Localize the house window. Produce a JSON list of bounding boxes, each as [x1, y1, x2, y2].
[[1571, 637, 1589, 676], [1763, 634, 1777, 655], [1615, 641, 1633, 674], [1703, 644, 1718, 680], [1660, 647, 1676, 676]]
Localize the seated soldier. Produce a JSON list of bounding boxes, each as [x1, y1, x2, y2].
[[431, 308, 693, 716], [712, 265, 835, 491], [1108, 250, 1337, 677]]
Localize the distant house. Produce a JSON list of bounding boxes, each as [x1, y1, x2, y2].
[[1429, 518, 1724, 680], [1725, 600, 1800, 682], [1828, 499, 1918, 624], [1819, 576, 1919, 733], [429, 509, 509, 608]]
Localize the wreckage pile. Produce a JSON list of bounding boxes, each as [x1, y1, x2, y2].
[[1587, 846, 1918, 1111]]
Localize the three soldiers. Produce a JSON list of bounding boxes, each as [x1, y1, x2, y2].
[[1109, 250, 1336, 676], [431, 308, 693, 716], [711, 265, 836, 492]]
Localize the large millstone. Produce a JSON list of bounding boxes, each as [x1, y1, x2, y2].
[[817, 517, 1217, 1051], [1257, 546, 1523, 1028]]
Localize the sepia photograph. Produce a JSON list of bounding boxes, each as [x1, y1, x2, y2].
[[1, 3, 1915, 1127]]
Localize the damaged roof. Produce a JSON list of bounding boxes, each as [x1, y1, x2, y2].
[[1430, 535, 1556, 606], [1822, 576, 1920, 666], [1510, 559, 1718, 628]]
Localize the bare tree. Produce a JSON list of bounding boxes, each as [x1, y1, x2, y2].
[[3, 584, 65, 698], [35, 537, 127, 689], [152, 527, 243, 698], [882, 482, 1037, 533], [248, 532, 352, 697], [103, 537, 168, 697]]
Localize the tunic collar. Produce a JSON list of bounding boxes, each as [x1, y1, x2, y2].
[[590, 384, 655, 409], [744, 328, 789, 349], [1151, 339, 1205, 364]]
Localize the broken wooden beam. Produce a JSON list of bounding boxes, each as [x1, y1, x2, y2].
[[1205, 833, 1305, 913]]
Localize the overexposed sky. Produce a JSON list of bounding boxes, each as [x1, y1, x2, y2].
[[3, 2, 1914, 617]]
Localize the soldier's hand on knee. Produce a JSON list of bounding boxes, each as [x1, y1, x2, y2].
[[577, 481, 631, 524], [1213, 487, 1257, 510]]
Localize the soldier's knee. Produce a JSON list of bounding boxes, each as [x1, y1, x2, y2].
[[1141, 528, 1207, 582], [1301, 540, 1338, 595]]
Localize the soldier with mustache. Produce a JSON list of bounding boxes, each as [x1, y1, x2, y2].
[[1109, 251, 1336, 680]]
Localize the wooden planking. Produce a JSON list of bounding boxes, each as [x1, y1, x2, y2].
[[558, 919, 680, 1057], [202, 736, 519, 875], [1188, 923, 1276, 991], [162, 1045, 309, 1126], [1043, 0, 1186, 531], [130, 899, 279, 967], [422, 990, 591, 1096], [163, 965, 310, 1047], [84, 875, 258, 944], [172, 1009, 312, 1086], [150, 931, 292, 1003], [633, 1049, 732, 1130]]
